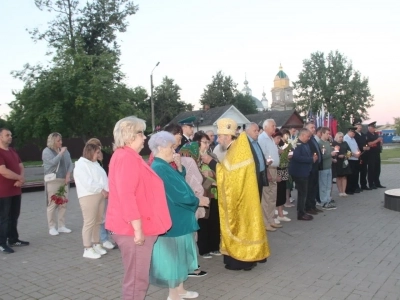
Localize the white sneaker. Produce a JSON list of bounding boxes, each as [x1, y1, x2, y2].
[[277, 216, 291, 222], [49, 227, 59, 236], [290, 197, 295, 203], [102, 241, 115, 250], [274, 218, 281, 224], [58, 227, 72, 233], [93, 244, 107, 255], [83, 248, 101, 259], [274, 210, 288, 215]]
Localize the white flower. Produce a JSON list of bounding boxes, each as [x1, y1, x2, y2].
[[288, 137, 298, 149]]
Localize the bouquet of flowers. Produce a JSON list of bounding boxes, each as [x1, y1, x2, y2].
[[288, 137, 298, 149], [346, 150, 352, 158], [51, 184, 68, 205]]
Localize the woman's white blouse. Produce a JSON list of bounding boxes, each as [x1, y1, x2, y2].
[[74, 157, 109, 198]]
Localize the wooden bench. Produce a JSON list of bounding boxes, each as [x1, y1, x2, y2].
[[384, 189, 400, 212]]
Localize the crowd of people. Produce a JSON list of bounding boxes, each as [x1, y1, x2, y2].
[[0, 116, 385, 299]]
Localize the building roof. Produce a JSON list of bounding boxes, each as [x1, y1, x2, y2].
[[245, 109, 304, 128], [169, 104, 236, 127]]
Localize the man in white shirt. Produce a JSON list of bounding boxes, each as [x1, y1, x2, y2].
[[344, 127, 361, 194], [258, 119, 281, 231]]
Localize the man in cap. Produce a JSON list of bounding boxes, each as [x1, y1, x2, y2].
[[344, 127, 361, 194], [178, 116, 195, 149], [201, 118, 270, 271], [353, 121, 371, 190], [366, 122, 385, 189]]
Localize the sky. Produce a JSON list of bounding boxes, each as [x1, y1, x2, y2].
[[1, 0, 399, 125]]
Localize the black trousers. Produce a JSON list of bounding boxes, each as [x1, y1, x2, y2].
[[368, 152, 381, 187], [359, 154, 368, 188], [346, 160, 359, 193], [0, 195, 21, 245], [292, 176, 308, 216], [197, 198, 220, 255], [305, 168, 318, 210]]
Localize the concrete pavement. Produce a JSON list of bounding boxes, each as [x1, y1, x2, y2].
[[1, 164, 400, 300]]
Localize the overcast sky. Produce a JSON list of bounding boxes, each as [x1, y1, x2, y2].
[[1, 0, 399, 125]]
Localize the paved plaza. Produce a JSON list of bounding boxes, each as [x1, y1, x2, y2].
[[1, 164, 400, 300]]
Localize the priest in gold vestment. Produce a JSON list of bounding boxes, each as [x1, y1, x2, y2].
[[202, 118, 270, 271]]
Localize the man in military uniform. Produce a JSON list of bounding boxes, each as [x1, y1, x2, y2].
[[353, 121, 370, 190], [178, 116, 195, 149], [366, 122, 385, 189]]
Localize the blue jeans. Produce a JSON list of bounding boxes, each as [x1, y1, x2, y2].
[[319, 169, 332, 205], [100, 199, 109, 243]]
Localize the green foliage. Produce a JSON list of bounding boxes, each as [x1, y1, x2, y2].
[[8, 0, 142, 145], [154, 77, 193, 127], [394, 117, 400, 135], [293, 51, 374, 130], [200, 71, 257, 114]]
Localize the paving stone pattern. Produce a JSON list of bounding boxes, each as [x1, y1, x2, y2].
[[1, 165, 400, 299]]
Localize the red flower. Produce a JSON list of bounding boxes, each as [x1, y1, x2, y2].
[[51, 185, 69, 205]]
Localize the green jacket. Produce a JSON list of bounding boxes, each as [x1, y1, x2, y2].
[[318, 139, 332, 170], [151, 158, 199, 237]]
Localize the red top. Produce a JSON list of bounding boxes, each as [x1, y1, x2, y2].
[[105, 147, 172, 236], [0, 147, 22, 197]]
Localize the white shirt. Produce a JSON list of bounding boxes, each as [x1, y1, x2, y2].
[[74, 157, 109, 198], [258, 131, 280, 167], [343, 134, 359, 161]]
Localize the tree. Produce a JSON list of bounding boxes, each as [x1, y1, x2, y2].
[[8, 0, 140, 144], [394, 117, 400, 135], [153, 77, 193, 127], [293, 51, 374, 130], [200, 71, 257, 114]]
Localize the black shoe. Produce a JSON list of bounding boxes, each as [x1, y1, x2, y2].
[[258, 258, 267, 263], [188, 270, 207, 277], [376, 185, 386, 188], [298, 214, 313, 221], [355, 188, 362, 193], [0, 244, 15, 253], [361, 186, 372, 190], [8, 239, 30, 247], [370, 185, 377, 189], [225, 265, 242, 271]]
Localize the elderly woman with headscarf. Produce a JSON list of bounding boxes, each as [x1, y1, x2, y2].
[[105, 116, 172, 300], [42, 132, 73, 236], [148, 131, 209, 300], [182, 132, 221, 259]]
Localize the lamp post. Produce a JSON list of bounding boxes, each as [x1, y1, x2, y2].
[[150, 62, 160, 132]]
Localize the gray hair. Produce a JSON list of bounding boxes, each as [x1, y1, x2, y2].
[[47, 132, 62, 149], [205, 130, 214, 135], [113, 116, 146, 150], [148, 131, 176, 155], [262, 119, 276, 129], [298, 128, 311, 137], [334, 132, 344, 142], [246, 122, 258, 132]]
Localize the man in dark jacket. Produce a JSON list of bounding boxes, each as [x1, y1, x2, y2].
[[305, 122, 323, 215], [289, 128, 318, 220], [354, 121, 370, 190]]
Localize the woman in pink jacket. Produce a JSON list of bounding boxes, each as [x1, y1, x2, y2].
[[106, 116, 172, 300]]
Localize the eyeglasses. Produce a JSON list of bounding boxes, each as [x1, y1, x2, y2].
[[200, 140, 210, 144]]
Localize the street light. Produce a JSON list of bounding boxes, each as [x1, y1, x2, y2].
[[150, 62, 160, 132]]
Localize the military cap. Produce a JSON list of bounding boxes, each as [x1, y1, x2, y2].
[[178, 116, 195, 127], [368, 121, 377, 128]]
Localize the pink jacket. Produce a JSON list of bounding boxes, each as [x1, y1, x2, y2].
[[105, 147, 172, 236]]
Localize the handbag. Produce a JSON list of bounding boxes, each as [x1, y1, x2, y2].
[[44, 161, 60, 182]]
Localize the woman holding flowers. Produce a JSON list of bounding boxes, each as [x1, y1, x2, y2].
[[275, 129, 292, 222], [74, 143, 109, 259], [332, 132, 352, 196], [42, 132, 73, 236]]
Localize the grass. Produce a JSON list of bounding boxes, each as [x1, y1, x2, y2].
[[381, 147, 400, 164]]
